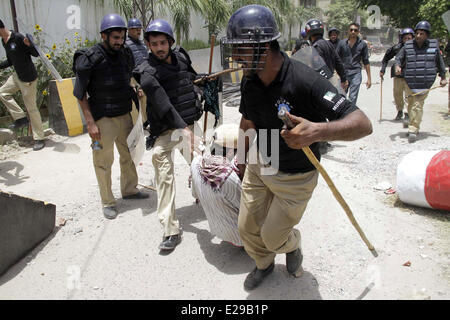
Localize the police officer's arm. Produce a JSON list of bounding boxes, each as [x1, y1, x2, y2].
[[362, 42, 371, 88], [78, 94, 101, 141], [281, 77, 372, 149], [0, 56, 12, 69], [236, 116, 256, 180], [73, 55, 101, 141], [436, 50, 448, 87], [140, 69, 196, 152], [395, 47, 406, 75], [380, 46, 395, 78], [20, 33, 39, 57], [332, 48, 348, 90]]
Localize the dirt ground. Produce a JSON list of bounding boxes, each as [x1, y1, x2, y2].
[[0, 53, 449, 300]]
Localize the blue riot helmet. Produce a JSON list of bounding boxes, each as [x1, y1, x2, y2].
[[100, 13, 127, 34], [128, 18, 143, 29], [400, 27, 414, 42], [222, 5, 281, 71], [414, 21, 431, 35], [300, 29, 307, 39], [144, 19, 175, 43]]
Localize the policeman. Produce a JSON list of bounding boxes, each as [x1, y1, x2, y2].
[[305, 19, 348, 91], [126, 18, 148, 66], [380, 28, 414, 121], [73, 13, 149, 219], [223, 5, 372, 290], [0, 19, 45, 151], [134, 19, 202, 251], [395, 21, 447, 142], [126, 17, 149, 123]]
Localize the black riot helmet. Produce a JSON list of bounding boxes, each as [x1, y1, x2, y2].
[[222, 5, 281, 71], [305, 19, 324, 39]]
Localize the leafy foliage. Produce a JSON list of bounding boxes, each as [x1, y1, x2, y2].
[[0, 25, 98, 117], [356, 0, 450, 39]]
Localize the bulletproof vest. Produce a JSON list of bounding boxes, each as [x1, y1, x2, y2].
[[149, 47, 202, 125], [125, 37, 149, 66], [404, 39, 438, 91], [85, 44, 134, 120]]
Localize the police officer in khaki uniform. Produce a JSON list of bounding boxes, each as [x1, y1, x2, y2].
[[134, 19, 203, 252], [223, 5, 372, 290], [0, 19, 45, 151], [73, 14, 149, 219], [395, 21, 447, 143], [380, 28, 414, 121]]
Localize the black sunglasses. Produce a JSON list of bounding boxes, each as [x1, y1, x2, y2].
[[350, 28, 359, 32]]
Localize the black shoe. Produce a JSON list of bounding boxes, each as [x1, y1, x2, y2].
[[286, 248, 303, 277], [394, 111, 403, 121], [123, 191, 150, 200], [408, 133, 417, 143], [243, 263, 275, 291], [33, 140, 45, 151], [103, 206, 118, 219], [403, 113, 409, 128], [9, 117, 29, 129], [159, 234, 181, 250]]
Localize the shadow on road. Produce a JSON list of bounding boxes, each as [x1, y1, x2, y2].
[[177, 203, 254, 275], [0, 161, 29, 186], [246, 267, 323, 300], [388, 131, 440, 142]]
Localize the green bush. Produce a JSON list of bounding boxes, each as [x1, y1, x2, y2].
[[181, 38, 211, 51], [0, 24, 98, 117]]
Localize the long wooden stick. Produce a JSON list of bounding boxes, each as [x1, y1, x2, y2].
[[301, 147, 378, 257], [194, 68, 242, 84], [203, 34, 216, 144], [405, 86, 440, 98], [379, 78, 383, 121], [278, 109, 377, 257]]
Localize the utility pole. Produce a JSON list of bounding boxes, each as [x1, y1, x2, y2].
[[10, 0, 19, 32]]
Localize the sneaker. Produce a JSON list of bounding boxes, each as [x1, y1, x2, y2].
[[33, 140, 45, 151], [402, 113, 409, 128], [9, 117, 29, 129], [394, 111, 403, 121], [286, 248, 303, 277], [159, 234, 181, 250], [122, 191, 150, 200], [408, 133, 417, 143], [244, 263, 275, 291], [103, 206, 118, 219]]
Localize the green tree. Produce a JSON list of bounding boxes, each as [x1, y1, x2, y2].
[[325, 0, 368, 36], [356, 0, 450, 39]]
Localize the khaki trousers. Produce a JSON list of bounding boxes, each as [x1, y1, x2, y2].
[[393, 77, 407, 112], [0, 73, 44, 140], [404, 80, 429, 134], [152, 125, 194, 237], [93, 113, 139, 207], [238, 162, 319, 270]]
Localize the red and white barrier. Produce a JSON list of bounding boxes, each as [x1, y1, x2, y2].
[[397, 150, 450, 211]]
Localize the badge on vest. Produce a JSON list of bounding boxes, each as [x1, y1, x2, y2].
[[275, 98, 292, 113], [323, 91, 336, 102], [426, 48, 436, 54]]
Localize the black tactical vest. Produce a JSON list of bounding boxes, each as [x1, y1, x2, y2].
[[85, 44, 134, 120], [125, 37, 149, 66], [404, 39, 438, 91], [149, 47, 202, 125]]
